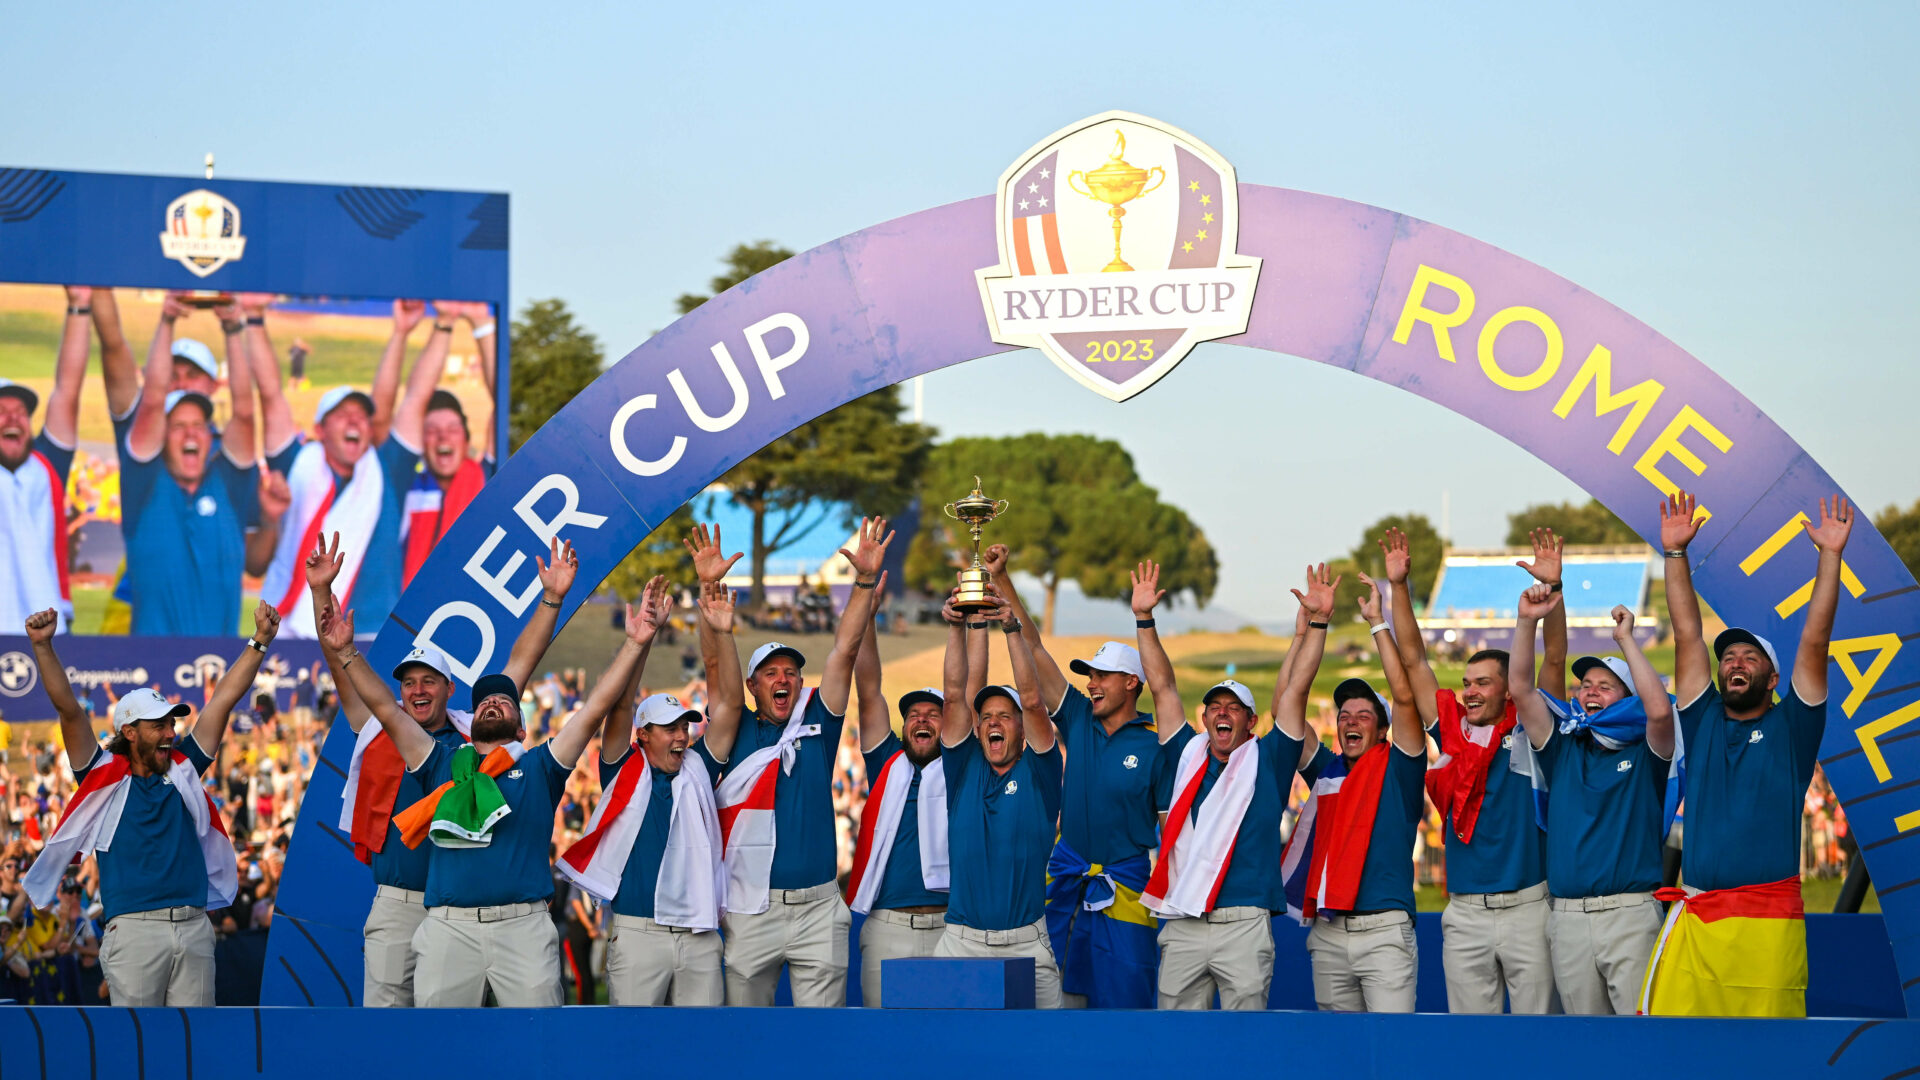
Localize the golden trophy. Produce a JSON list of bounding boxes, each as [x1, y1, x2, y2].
[[1067, 129, 1167, 272], [943, 477, 1009, 613]]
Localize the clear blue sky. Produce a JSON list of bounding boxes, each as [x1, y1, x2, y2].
[[5, 2, 1915, 624]]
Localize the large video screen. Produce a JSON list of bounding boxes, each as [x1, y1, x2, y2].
[[1, 284, 499, 639]]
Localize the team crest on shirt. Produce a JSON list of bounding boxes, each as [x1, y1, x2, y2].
[[976, 112, 1262, 402], [159, 189, 248, 278], [1749, 730, 1765, 744], [1616, 760, 1633, 773], [1501, 735, 1513, 750], [1122, 753, 1140, 769], [1004, 779, 1019, 795], [508, 769, 524, 779]]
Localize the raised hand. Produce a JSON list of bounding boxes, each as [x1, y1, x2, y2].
[[1517, 527, 1563, 585], [535, 536, 579, 600], [1130, 560, 1166, 617], [161, 292, 193, 322], [212, 298, 244, 325], [1377, 528, 1411, 585], [940, 587, 969, 626], [251, 601, 283, 644], [683, 523, 744, 585], [1518, 583, 1559, 622], [982, 543, 1010, 576], [1356, 578, 1384, 624], [391, 298, 427, 334], [839, 516, 894, 579], [1659, 490, 1703, 552], [235, 292, 275, 317], [627, 575, 672, 645], [1610, 604, 1635, 643], [1804, 495, 1854, 555], [23, 608, 57, 645], [304, 532, 344, 591], [259, 470, 291, 522], [1293, 603, 1309, 638], [64, 285, 92, 307], [698, 579, 736, 634], [317, 600, 355, 652], [1290, 563, 1340, 622]]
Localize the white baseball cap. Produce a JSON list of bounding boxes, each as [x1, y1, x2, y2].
[[898, 686, 945, 716], [1203, 679, 1255, 710], [112, 687, 190, 729], [391, 645, 454, 682], [1714, 628, 1780, 672], [748, 641, 807, 675], [634, 693, 701, 728], [973, 684, 1023, 712], [314, 385, 375, 426], [1571, 655, 1637, 696], [1070, 641, 1145, 681], [171, 338, 218, 379]]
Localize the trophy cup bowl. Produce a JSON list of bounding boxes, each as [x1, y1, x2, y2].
[[942, 477, 1009, 614], [1066, 129, 1166, 272]]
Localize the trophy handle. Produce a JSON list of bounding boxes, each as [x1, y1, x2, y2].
[[1067, 171, 1094, 200], [942, 503, 960, 520], [1140, 166, 1167, 197], [992, 500, 1009, 515]]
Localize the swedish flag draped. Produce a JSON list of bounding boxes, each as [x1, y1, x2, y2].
[[1046, 841, 1158, 1007]]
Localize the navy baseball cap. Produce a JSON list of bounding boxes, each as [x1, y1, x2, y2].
[[898, 687, 945, 716], [469, 673, 520, 712]]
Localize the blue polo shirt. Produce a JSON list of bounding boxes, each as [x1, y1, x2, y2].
[[694, 691, 844, 890], [115, 413, 258, 635], [862, 732, 946, 910], [267, 437, 415, 632], [1536, 727, 1671, 897], [413, 741, 571, 909], [1301, 743, 1426, 917], [942, 734, 1065, 932], [369, 722, 473, 891], [77, 736, 217, 923], [1154, 725, 1304, 911], [1051, 687, 1193, 864], [1429, 700, 1547, 895], [1678, 684, 1825, 892], [599, 748, 684, 919]]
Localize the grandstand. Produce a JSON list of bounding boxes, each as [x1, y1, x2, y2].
[[1418, 545, 1658, 657]]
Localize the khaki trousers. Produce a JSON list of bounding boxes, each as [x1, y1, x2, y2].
[[1440, 882, 1554, 1013], [102, 907, 214, 1007], [363, 885, 429, 1008], [1549, 893, 1663, 1014], [858, 908, 946, 1008], [1306, 911, 1418, 1012], [1156, 907, 1273, 1011], [412, 904, 561, 1008], [934, 918, 1062, 1008], [605, 913, 724, 1006], [720, 882, 850, 1006]]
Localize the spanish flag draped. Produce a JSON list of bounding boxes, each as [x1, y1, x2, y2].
[[1639, 876, 1806, 1017]]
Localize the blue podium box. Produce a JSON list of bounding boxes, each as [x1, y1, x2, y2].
[[881, 957, 1037, 1009]]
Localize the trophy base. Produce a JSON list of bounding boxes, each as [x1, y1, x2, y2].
[[1101, 258, 1134, 273], [953, 566, 994, 613]]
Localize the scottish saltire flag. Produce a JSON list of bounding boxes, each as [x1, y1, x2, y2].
[[1531, 690, 1682, 840], [1009, 152, 1066, 275]]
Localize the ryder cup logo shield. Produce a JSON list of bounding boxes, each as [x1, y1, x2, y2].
[[977, 112, 1261, 401], [160, 189, 248, 277]]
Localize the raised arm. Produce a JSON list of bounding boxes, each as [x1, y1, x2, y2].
[[1130, 560, 1188, 742], [369, 300, 424, 445], [501, 537, 577, 688], [1796, 496, 1854, 702], [1611, 605, 1674, 758], [320, 602, 434, 769], [818, 518, 894, 716], [602, 576, 669, 763], [984, 544, 1067, 710], [236, 294, 297, 456], [1279, 566, 1336, 745], [940, 593, 974, 747], [1517, 528, 1567, 700], [211, 299, 257, 466], [1379, 528, 1440, 726], [90, 288, 140, 416], [43, 287, 90, 448], [304, 532, 370, 730], [1267, 604, 1307, 726], [556, 589, 663, 770], [247, 469, 291, 578], [191, 602, 283, 755], [1509, 584, 1562, 751], [854, 605, 889, 753], [23, 610, 93, 768], [1361, 579, 1425, 755], [685, 524, 746, 759], [1003, 606, 1057, 753], [965, 590, 991, 708], [128, 294, 190, 459], [390, 303, 456, 451], [1660, 491, 1712, 705]]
